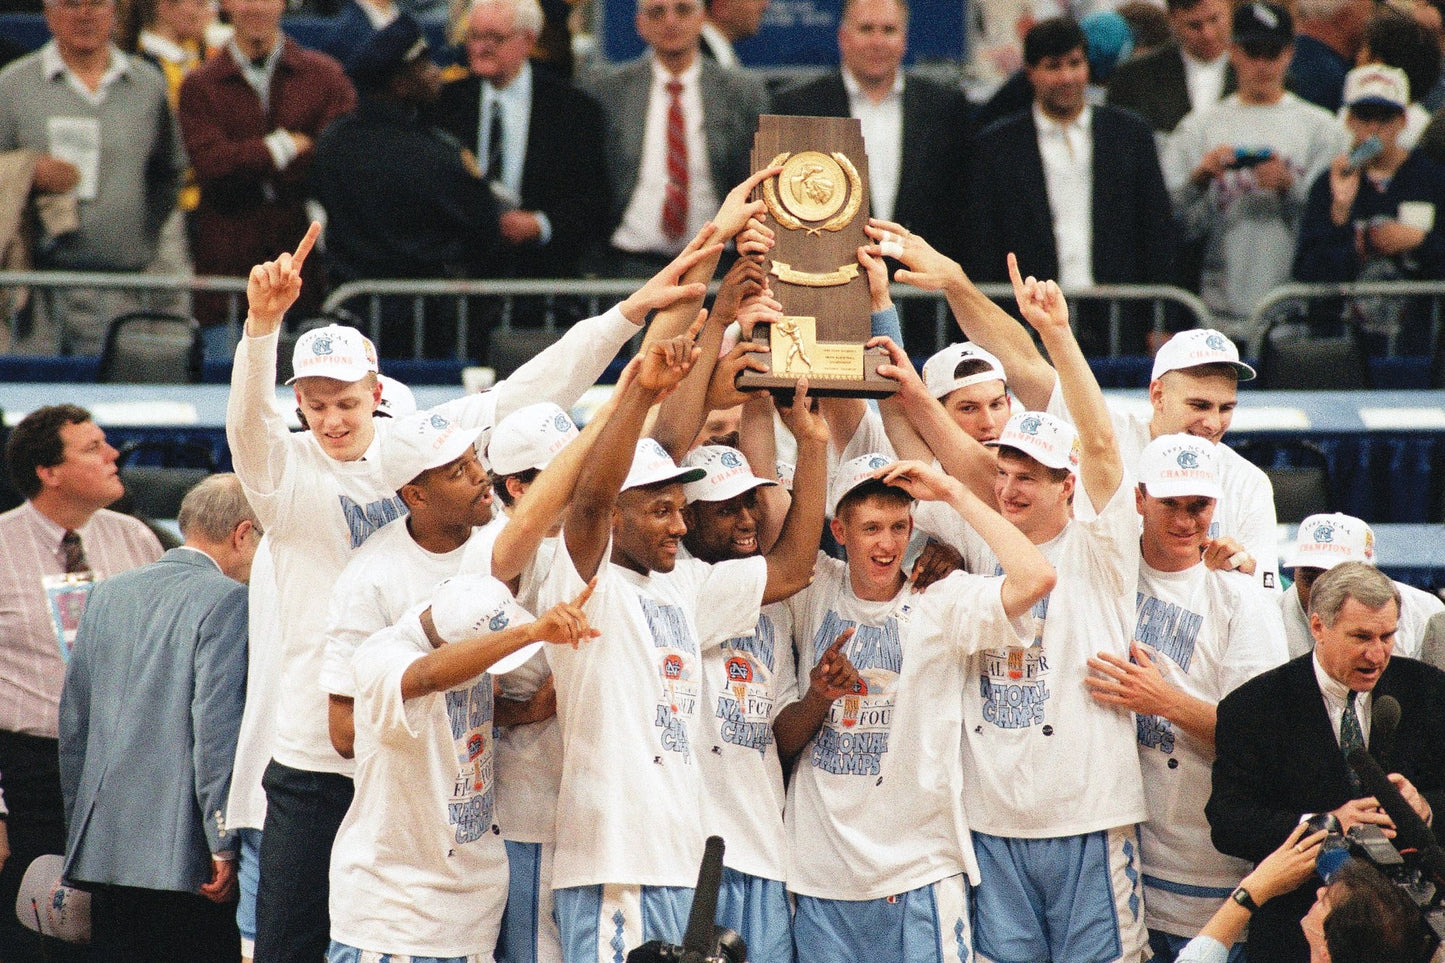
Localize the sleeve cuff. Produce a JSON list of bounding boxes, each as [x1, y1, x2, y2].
[[263, 130, 299, 171], [533, 211, 553, 247]]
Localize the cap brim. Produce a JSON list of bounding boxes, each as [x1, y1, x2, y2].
[[622, 466, 707, 492], [490, 640, 545, 675], [1142, 478, 1222, 500], [685, 474, 778, 503], [1347, 96, 1407, 111]]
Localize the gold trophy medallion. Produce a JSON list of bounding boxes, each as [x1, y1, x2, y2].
[[779, 151, 847, 223]]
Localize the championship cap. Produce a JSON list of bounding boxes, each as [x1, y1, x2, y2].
[[1343, 64, 1410, 112], [375, 374, 417, 418], [1232, 2, 1293, 51], [828, 452, 904, 516], [921, 342, 1008, 400], [488, 403, 579, 475], [286, 324, 379, 385], [379, 411, 484, 491], [1151, 329, 1256, 382], [621, 438, 707, 492], [1137, 433, 1222, 499], [682, 445, 778, 504], [429, 574, 541, 675], [348, 12, 429, 91], [16, 855, 90, 944], [1287, 513, 1377, 569], [985, 411, 1081, 473]]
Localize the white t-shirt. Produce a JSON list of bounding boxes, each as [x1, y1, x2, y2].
[[1047, 381, 1281, 591], [1134, 562, 1288, 936], [960, 481, 1149, 838], [536, 547, 767, 890], [698, 601, 796, 883], [1280, 579, 1444, 661], [328, 610, 509, 957], [225, 535, 282, 830], [785, 553, 1028, 899]]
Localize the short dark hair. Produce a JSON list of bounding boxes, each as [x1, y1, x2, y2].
[[1024, 17, 1086, 66], [5, 404, 93, 498], [953, 357, 1000, 381], [836, 480, 913, 521], [1164, 0, 1210, 15], [489, 467, 540, 507], [996, 446, 1072, 485], [1364, 12, 1442, 104], [1325, 861, 1431, 963]]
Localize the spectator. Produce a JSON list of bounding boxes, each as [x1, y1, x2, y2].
[[773, 0, 973, 263], [58, 473, 258, 963], [1164, 2, 1346, 335], [1407, 0, 1445, 108], [1354, 11, 1442, 149], [1291, 0, 1375, 112], [1118, 0, 1173, 58], [0, 404, 163, 963], [0, 0, 185, 355], [699, 0, 768, 66], [1108, 0, 1235, 134], [178, 0, 355, 352], [968, 17, 1176, 355], [583, 0, 768, 275]]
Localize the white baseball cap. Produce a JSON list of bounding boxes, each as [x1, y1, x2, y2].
[[488, 403, 579, 475], [1344, 64, 1410, 112], [429, 574, 541, 675], [682, 445, 778, 503], [921, 342, 1008, 400], [286, 324, 379, 384], [17, 855, 90, 944], [1151, 329, 1256, 382], [828, 452, 904, 516], [1137, 433, 1222, 499], [621, 438, 706, 493], [379, 411, 484, 491], [375, 374, 417, 418], [985, 411, 1081, 473], [1287, 513, 1377, 570]]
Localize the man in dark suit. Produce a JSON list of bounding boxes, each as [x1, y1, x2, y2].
[[1208, 561, 1445, 963], [58, 473, 257, 962], [967, 18, 1175, 354], [429, 0, 610, 279], [772, 0, 972, 263], [1107, 0, 1236, 133]]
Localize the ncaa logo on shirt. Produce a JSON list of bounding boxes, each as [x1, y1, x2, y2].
[[721, 451, 742, 469], [1176, 449, 1199, 469], [1206, 333, 1228, 352], [1018, 415, 1042, 436], [312, 334, 334, 355], [1313, 522, 1335, 543], [554, 412, 570, 433], [489, 611, 509, 632], [430, 414, 451, 431]]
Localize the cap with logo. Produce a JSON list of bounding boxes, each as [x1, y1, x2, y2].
[[621, 438, 707, 493], [286, 324, 379, 385], [488, 402, 579, 475], [985, 411, 1081, 473], [682, 445, 778, 504], [1287, 513, 1377, 570], [429, 574, 541, 675], [921, 342, 1009, 400], [1138, 433, 1222, 500], [1232, 2, 1293, 49], [1343, 64, 1410, 112], [828, 452, 904, 516], [17, 855, 90, 944], [379, 410, 484, 491], [1151, 329, 1256, 382]]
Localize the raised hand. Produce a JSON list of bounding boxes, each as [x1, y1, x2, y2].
[[1007, 252, 1069, 336], [637, 310, 706, 393], [863, 218, 965, 292], [246, 222, 319, 336], [619, 225, 722, 325], [866, 335, 929, 405], [910, 539, 964, 592], [714, 166, 783, 240], [712, 256, 770, 330], [535, 578, 600, 649], [705, 341, 769, 410], [776, 378, 830, 444], [873, 459, 962, 504], [808, 627, 860, 703]]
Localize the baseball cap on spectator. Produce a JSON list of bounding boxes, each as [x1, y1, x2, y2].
[[985, 411, 1081, 473], [682, 445, 778, 504], [1137, 433, 1222, 499], [428, 574, 541, 674], [1232, 2, 1293, 57], [922, 342, 1008, 400], [286, 324, 378, 384], [17, 855, 90, 944], [621, 438, 707, 492], [488, 403, 579, 475], [380, 411, 484, 491], [1151, 329, 1256, 382], [1286, 513, 1377, 569], [1343, 64, 1410, 113], [348, 13, 428, 91], [375, 374, 417, 418], [828, 452, 904, 516]]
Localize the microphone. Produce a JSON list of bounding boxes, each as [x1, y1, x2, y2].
[[682, 836, 726, 956], [1372, 694, 1401, 768], [1343, 135, 1384, 174], [1346, 747, 1445, 882]]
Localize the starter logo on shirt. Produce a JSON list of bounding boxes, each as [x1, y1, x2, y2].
[[446, 676, 495, 844], [715, 615, 778, 757], [809, 610, 900, 776], [641, 597, 700, 760], [980, 581, 1050, 729], [1132, 595, 1204, 754]]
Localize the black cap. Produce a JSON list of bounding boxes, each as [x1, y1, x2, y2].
[[1232, 2, 1294, 48], [347, 13, 429, 90]]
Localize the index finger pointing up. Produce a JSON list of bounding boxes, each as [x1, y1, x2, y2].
[[293, 221, 321, 269]]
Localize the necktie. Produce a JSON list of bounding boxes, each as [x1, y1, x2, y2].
[[61, 529, 90, 574], [1341, 690, 1365, 789], [486, 103, 504, 185], [661, 79, 688, 241]]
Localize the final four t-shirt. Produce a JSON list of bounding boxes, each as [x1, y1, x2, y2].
[[538, 547, 767, 890]]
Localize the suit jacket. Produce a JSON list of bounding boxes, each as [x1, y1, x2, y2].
[[771, 71, 974, 261], [59, 548, 249, 893], [428, 66, 612, 277], [1106, 43, 1237, 134], [582, 53, 770, 234], [966, 105, 1175, 286], [1207, 654, 1445, 962]]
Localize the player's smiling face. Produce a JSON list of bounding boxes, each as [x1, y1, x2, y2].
[[683, 489, 760, 562], [1150, 369, 1238, 445], [613, 482, 689, 575], [943, 381, 1010, 442], [993, 449, 1072, 541], [1137, 487, 1216, 571], [832, 494, 912, 601], [294, 375, 381, 462]]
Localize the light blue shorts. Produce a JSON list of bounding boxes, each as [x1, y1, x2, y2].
[[554, 883, 693, 963], [716, 867, 792, 963], [793, 874, 971, 963], [327, 940, 483, 963], [236, 827, 262, 956], [498, 841, 561, 963]]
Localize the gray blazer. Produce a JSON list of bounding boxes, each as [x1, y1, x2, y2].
[[582, 53, 770, 228], [60, 547, 248, 893]]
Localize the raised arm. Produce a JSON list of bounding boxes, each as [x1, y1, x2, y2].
[[1008, 253, 1123, 511], [759, 381, 829, 605], [736, 392, 788, 553]]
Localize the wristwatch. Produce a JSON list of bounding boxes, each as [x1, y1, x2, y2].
[[1231, 886, 1261, 913]]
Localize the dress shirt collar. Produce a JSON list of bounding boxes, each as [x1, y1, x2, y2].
[[173, 545, 223, 572], [137, 30, 196, 67], [1181, 47, 1228, 70], [841, 65, 903, 105], [1314, 650, 1373, 741], [486, 58, 532, 101], [651, 55, 700, 88], [228, 36, 283, 73], [42, 41, 129, 86], [1032, 101, 1091, 140], [20, 500, 94, 566]]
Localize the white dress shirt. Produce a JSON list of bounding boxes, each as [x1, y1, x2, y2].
[[1313, 652, 1372, 748], [699, 21, 740, 70], [843, 67, 904, 223], [1034, 102, 1094, 288], [1182, 50, 1229, 116]]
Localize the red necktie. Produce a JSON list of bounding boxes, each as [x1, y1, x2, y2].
[[662, 79, 688, 241]]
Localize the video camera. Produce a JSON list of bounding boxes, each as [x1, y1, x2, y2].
[[626, 836, 747, 963]]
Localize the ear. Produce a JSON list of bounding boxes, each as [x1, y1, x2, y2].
[[232, 519, 255, 550], [505, 475, 527, 503], [1135, 485, 1146, 515], [371, 380, 384, 410], [829, 514, 846, 544], [33, 464, 60, 492], [1309, 611, 1325, 643], [1060, 472, 1076, 502], [1148, 378, 1164, 412]]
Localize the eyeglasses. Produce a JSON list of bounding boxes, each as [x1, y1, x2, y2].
[[639, 2, 699, 19], [467, 29, 519, 45]]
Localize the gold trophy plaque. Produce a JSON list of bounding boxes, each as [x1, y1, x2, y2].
[[736, 115, 897, 398]]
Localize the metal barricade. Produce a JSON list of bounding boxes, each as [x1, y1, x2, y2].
[[1244, 280, 1445, 360]]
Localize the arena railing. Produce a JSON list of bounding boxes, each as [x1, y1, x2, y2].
[[1243, 280, 1445, 360]]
